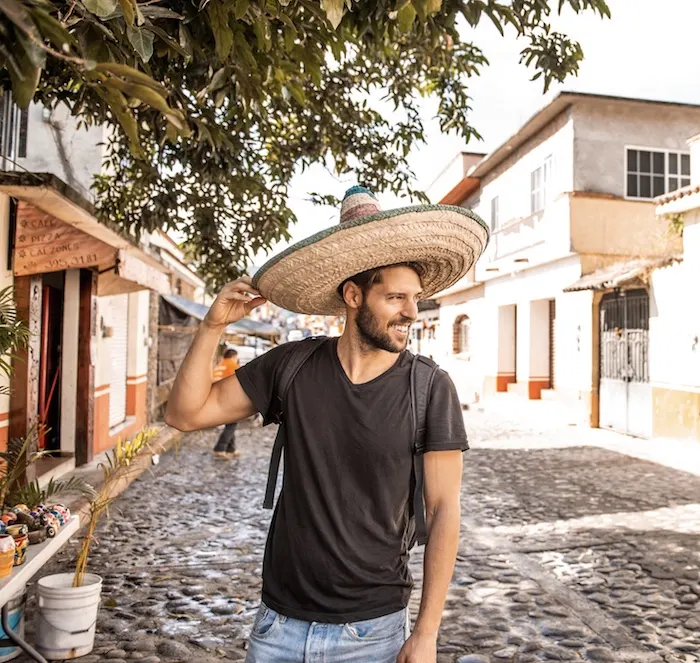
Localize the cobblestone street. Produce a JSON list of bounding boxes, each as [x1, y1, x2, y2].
[[19, 396, 700, 663]]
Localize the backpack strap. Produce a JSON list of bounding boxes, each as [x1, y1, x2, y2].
[[409, 354, 439, 547], [263, 337, 329, 509]]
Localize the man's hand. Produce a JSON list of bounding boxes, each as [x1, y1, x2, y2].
[[204, 277, 266, 329], [396, 632, 437, 663]]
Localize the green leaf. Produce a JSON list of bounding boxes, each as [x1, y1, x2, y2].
[[283, 23, 297, 51], [208, 66, 230, 93], [426, 0, 442, 13], [287, 81, 305, 105], [413, 0, 427, 22], [321, 0, 345, 29], [207, 1, 234, 60], [82, 0, 119, 19], [29, 9, 78, 51], [178, 23, 194, 57], [119, 0, 135, 27], [253, 17, 271, 51], [397, 2, 417, 32], [94, 62, 168, 95], [145, 24, 191, 58], [126, 26, 155, 62], [234, 0, 250, 19], [7, 45, 41, 109]]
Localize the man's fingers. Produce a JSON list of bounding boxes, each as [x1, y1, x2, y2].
[[244, 297, 267, 314], [225, 292, 256, 303], [221, 280, 260, 297]]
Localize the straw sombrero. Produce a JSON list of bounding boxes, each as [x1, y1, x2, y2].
[[253, 186, 489, 315]]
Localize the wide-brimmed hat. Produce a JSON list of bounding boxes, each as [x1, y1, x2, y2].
[[253, 186, 489, 315]]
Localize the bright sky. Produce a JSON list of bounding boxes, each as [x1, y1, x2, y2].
[[252, 0, 700, 269]]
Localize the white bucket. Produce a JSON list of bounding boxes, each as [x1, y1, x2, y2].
[[0, 589, 27, 662], [35, 573, 102, 661]]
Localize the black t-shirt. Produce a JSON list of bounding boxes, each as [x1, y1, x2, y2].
[[236, 338, 468, 623]]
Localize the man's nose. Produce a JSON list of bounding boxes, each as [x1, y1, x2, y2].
[[403, 300, 418, 321]]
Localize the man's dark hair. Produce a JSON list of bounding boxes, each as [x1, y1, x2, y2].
[[337, 262, 424, 298], [224, 348, 238, 359]]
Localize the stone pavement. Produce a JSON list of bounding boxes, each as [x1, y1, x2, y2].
[[17, 397, 700, 663]]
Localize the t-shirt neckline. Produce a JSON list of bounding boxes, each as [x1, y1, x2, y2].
[[330, 337, 406, 388]]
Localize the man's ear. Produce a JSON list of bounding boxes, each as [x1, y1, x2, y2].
[[342, 281, 363, 310]]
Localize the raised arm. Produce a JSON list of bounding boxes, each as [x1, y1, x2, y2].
[[164, 278, 266, 432]]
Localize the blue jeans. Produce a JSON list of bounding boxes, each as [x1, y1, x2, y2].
[[245, 601, 410, 662]]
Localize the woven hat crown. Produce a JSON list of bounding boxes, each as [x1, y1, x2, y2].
[[339, 186, 381, 225]]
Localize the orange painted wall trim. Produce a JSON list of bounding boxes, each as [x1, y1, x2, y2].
[[528, 379, 550, 400], [126, 380, 147, 418], [496, 373, 516, 392], [0, 413, 8, 453]]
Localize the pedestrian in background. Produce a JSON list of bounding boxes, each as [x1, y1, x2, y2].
[[212, 348, 241, 458]]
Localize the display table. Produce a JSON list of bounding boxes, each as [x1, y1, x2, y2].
[[0, 516, 80, 662]]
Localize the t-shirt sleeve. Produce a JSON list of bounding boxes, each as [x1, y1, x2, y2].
[[424, 369, 469, 453], [235, 342, 298, 425]]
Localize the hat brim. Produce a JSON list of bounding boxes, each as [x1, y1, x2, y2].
[[253, 204, 489, 315]]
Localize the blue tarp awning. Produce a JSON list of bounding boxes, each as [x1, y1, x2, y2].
[[161, 294, 279, 339]]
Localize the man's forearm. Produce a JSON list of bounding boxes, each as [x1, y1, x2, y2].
[[413, 503, 461, 637], [165, 321, 223, 428]]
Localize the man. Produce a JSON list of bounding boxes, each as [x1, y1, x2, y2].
[[166, 187, 489, 662], [211, 348, 241, 458]]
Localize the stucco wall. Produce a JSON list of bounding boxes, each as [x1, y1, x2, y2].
[[435, 285, 487, 404], [650, 262, 700, 390], [569, 195, 682, 258], [573, 100, 700, 197], [16, 103, 105, 200], [473, 111, 575, 228]]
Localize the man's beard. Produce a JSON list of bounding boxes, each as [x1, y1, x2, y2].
[[356, 301, 413, 354]]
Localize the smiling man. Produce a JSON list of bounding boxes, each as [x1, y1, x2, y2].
[[165, 187, 489, 663]]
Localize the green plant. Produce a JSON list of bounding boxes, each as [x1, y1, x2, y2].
[[0, 428, 45, 510], [73, 428, 157, 587], [665, 212, 684, 238], [0, 286, 31, 397], [9, 476, 97, 511]]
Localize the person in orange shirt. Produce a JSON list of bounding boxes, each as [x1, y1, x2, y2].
[[212, 348, 241, 458]]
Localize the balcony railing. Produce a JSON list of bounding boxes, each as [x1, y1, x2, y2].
[[0, 90, 23, 171], [485, 209, 546, 261]]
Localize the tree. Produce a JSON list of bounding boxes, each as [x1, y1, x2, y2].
[[0, 0, 610, 290]]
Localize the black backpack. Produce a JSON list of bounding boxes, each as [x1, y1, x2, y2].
[[262, 336, 439, 548]]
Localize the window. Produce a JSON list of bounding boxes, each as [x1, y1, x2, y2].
[[626, 148, 690, 199], [490, 196, 499, 231], [530, 155, 552, 213], [0, 92, 21, 166], [18, 108, 28, 158], [453, 315, 470, 355]]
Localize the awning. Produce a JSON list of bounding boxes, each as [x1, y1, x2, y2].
[[563, 256, 681, 292], [161, 294, 279, 339], [0, 172, 170, 295]]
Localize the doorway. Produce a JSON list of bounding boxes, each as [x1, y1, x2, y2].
[[38, 272, 65, 452]]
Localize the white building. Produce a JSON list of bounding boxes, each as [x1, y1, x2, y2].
[[432, 92, 700, 433]]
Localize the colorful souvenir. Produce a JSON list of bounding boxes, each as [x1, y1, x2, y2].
[[0, 535, 15, 578], [0, 522, 6, 535], [6, 525, 28, 538], [0, 513, 17, 526], [48, 510, 66, 527], [12, 534, 28, 566], [13, 511, 34, 527], [41, 513, 60, 538], [48, 505, 70, 525], [12, 505, 30, 515], [28, 528, 47, 545]]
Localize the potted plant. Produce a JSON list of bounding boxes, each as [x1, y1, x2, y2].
[[34, 428, 157, 661]]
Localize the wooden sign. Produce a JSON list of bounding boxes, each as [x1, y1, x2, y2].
[[14, 202, 116, 277]]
